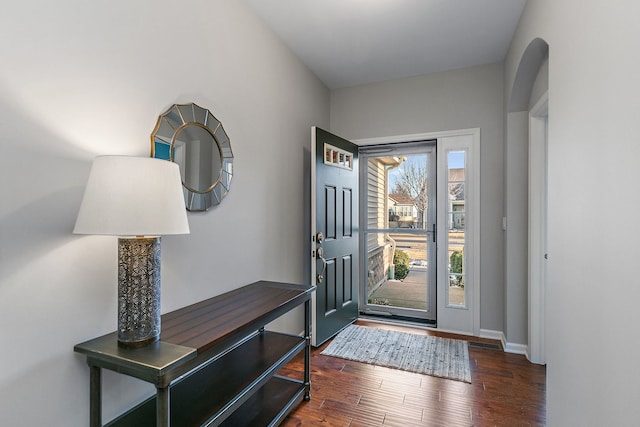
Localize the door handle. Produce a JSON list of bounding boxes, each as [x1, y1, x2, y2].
[[316, 247, 327, 284]]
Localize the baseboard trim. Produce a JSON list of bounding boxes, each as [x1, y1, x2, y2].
[[479, 329, 503, 341], [480, 329, 528, 355], [358, 322, 529, 355], [503, 341, 528, 355]]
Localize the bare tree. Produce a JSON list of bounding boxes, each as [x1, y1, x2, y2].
[[394, 160, 428, 228]]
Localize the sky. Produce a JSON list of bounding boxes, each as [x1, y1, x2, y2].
[[388, 151, 464, 192]]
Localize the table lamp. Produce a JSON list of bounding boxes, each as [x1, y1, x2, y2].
[[74, 156, 190, 347]]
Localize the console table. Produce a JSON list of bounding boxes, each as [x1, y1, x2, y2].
[[74, 281, 314, 427]]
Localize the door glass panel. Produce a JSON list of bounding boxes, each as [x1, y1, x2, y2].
[[366, 231, 429, 310], [447, 151, 466, 307], [361, 144, 436, 321]]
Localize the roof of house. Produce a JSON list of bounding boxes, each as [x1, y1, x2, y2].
[[449, 168, 465, 181], [388, 194, 415, 205]]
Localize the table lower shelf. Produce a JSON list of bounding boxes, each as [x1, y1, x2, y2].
[[104, 331, 306, 427], [219, 376, 305, 427]]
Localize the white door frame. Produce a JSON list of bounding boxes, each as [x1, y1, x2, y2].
[[528, 92, 548, 364], [354, 128, 480, 336]]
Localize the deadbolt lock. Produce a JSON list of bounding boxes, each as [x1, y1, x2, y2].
[[316, 232, 324, 243]]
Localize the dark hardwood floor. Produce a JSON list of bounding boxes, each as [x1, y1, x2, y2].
[[280, 320, 546, 426]]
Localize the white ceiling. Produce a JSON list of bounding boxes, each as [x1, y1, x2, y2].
[[246, 0, 526, 89]]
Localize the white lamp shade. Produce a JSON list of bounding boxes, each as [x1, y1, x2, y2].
[[73, 156, 190, 236]]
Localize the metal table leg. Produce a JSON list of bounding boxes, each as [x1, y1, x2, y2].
[[157, 386, 170, 427], [304, 299, 311, 401], [90, 366, 101, 427]]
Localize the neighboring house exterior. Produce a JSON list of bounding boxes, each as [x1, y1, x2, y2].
[[388, 193, 418, 228], [448, 168, 465, 230]]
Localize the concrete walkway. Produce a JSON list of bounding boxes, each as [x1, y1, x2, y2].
[[368, 269, 428, 310]]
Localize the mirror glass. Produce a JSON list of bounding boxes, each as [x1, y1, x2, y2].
[[151, 103, 233, 211]]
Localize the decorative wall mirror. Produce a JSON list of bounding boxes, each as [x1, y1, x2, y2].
[[151, 103, 233, 211]]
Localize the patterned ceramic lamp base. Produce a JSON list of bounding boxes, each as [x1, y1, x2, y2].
[[117, 237, 161, 347]]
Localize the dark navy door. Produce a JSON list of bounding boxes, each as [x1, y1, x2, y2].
[[311, 127, 359, 346]]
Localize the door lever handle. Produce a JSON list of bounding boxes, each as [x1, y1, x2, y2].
[[316, 247, 327, 284]]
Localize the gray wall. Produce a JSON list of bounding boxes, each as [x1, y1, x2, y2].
[[506, 0, 640, 424], [529, 57, 549, 111], [330, 62, 505, 333], [504, 110, 528, 346], [503, 54, 548, 348], [0, 1, 329, 425]]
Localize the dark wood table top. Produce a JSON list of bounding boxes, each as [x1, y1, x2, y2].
[[74, 281, 313, 379], [161, 281, 313, 354]]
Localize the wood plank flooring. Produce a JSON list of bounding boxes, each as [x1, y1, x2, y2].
[[280, 320, 546, 426]]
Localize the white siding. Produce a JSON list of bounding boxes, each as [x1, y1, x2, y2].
[[366, 159, 386, 250]]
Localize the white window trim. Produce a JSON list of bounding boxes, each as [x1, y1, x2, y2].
[[436, 130, 480, 336], [323, 143, 353, 170]]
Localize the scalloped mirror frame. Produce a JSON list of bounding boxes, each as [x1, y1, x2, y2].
[[151, 103, 233, 211]]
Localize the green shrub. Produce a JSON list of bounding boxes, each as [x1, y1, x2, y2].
[[394, 264, 409, 280], [450, 250, 463, 274], [450, 250, 464, 286], [393, 250, 410, 280], [394, 249, 409, 266]]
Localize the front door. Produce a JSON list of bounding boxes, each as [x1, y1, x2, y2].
[[311, 127, 359, 346], [359, 141, 437, 322]]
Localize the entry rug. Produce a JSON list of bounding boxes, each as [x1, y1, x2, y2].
[[321, 325, 471, 383]]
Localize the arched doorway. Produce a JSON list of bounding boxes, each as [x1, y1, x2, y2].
[[506, 37, 549, 364]]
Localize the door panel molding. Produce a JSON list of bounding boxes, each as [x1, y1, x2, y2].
[[342, 255, 353, 303], [342, 189, 353, 236], [325, 186, 337, 239], [324, 258, 337, 313]]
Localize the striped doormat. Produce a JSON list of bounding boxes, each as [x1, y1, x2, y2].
[[321, 325, 471, 383]]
